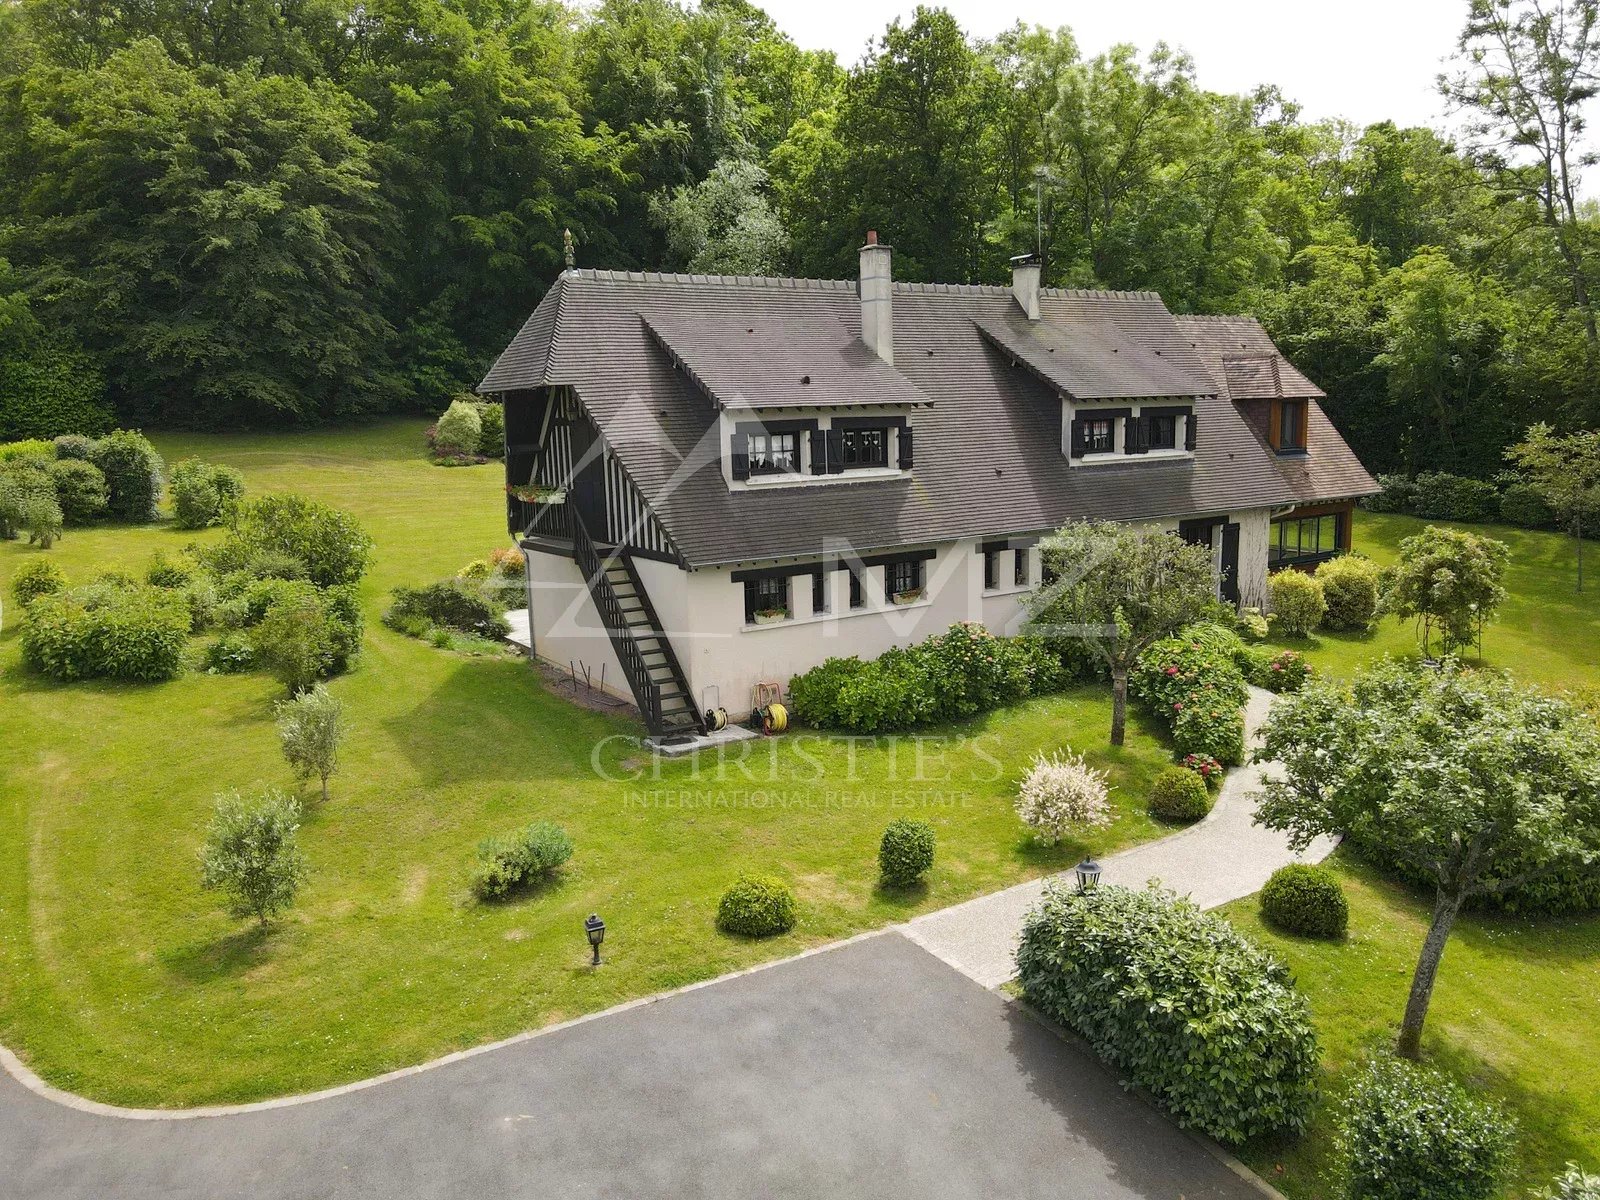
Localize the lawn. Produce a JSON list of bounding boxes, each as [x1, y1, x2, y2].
[[1227, 856, 1600, 1199], [0, 419, 1176, 1106], [1240, 510, 1600, 1197], [1265, 510, 1600, 691]]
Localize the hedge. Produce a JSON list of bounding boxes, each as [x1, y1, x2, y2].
[[385, 579, 510, 639], [787, 622, 1071, 733], [90, 430, 164, 521], [0, 332, 113, 442], [1017, 884, 1318, 1144]]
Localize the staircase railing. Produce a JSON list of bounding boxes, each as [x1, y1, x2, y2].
[[570, 508, 664, 734], [617, 550, 703, 734]]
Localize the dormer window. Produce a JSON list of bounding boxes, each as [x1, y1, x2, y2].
[[1272, 399, 1308, 454], [1148, 412, 1178, 450], [1083, 417, 1115, 455], [839, 426, 889, 468]]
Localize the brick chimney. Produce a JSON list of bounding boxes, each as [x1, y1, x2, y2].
[[1010, 252, 1041, 321], [859, 230, 893, 365]]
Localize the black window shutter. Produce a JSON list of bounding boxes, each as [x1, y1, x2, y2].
[[897, 426, 914, 470], [1070, 418, 1086, 458], [808, 428, 828, 475], [1184, 410, 1197, 451], [825, 428, 845, 474], [1124, 415, 1145, 455], [731, 431, 750, 481]]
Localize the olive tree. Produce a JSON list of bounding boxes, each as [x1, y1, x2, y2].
[[1030, 520, 1217, 745], [1380, 524, 1509, 657], [276, 683, 346, 802], [199, 789, 309, 925], [1254, 660, 1600, 1059]]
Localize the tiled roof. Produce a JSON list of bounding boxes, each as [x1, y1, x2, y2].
[[641, 310, 932, 410], [480, 272, 1378, 569], [973, 311, 1216, 400]]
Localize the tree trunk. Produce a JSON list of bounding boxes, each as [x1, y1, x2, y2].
[[1397, 891, 1463, 1059], [321, 774, 330, 804], [1577, 510, 1584, 594], [1110, 664, 1128, 746]]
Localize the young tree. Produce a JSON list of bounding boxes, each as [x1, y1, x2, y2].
[[199, 789, 309, 925], [1380, 524, 1510, 656], [1506, 422, 1600, 591], [251, 593, 334, 695], [1255, 660, 1600, 1058], [276, 683, 346, 802], [1030, 520, 1217, 745]]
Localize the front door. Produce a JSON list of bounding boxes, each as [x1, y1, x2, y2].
[[1220, 522, 1241, 604]]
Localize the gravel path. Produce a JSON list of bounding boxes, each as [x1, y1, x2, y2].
[[902, 686, 1338, 987]]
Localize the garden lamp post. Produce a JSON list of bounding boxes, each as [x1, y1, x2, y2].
[[1074, 859, 1102, 894], [584, 913, 605, 966]]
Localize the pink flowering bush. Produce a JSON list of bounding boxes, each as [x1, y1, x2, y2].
[[1181, 753, 1225, 792], [1260, 650, 1311, 694], [1016, 750, 1113, 845]]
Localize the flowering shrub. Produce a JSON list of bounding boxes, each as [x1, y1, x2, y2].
[[1015, 750, 1113, 845], [788, 622, 1072, 732], [1173, 701, 1246, 765], [1260, 649, 1311, 693], [1181, 753, 1225, 791]]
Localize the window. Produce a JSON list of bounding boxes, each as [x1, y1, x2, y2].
[[839, 427, 889, 469], [983, 547, 1001, 590], [748, 430, 799, 475], [885, 559, 923, 601], [811, 569, 828, 615], [743, 575, 790, 623], [1277, 400, 1307, 453], [1013, 548, 1029, 588], [1148, 413, 1178, 450], [1269, 514, 1343, 566], [1084, 418, 1115, 454], [848, 568, 865, 609]]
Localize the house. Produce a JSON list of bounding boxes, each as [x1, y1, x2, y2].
[[478, 235, 1377, 739]]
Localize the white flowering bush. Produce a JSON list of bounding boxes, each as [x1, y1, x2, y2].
[[1015, 750, 1113, 845]]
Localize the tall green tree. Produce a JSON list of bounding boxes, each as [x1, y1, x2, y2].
[[1256, 661, 1600, 1059], [1506, 421, 1600, 589]]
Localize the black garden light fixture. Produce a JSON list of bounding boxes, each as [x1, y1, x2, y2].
[[584, 913, 606, 965], [1074, 859, 1102, 894]]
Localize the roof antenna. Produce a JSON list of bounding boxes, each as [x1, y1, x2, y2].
[[1031, 166, 1050, 259], [563, 228, 575, 270]]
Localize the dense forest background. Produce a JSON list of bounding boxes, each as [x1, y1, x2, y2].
[[2, 0, 1599, 478]]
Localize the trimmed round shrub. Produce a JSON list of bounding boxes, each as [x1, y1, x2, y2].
[[1268, 569, 1327, 637], [434, 398, 483, 457], [1260, 864, 1348, 938], [1337, 1056, 1513, 1200], [716, 873, 797, 937], [169, 458, 246, 530], [1018, 884, 1319, 1144], [471, 821, 575, 901], [1148, 766, 1212, 823], [10, 557, 67, 606], [1315, 555, 1382, 631], [878, 817, 936, 887], [90, 430, 164, 521], [48, 458, 108, 522], [20, 585, 189, 681]]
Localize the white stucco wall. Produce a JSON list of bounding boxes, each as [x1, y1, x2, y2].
[[525, 512, 1275, 720]]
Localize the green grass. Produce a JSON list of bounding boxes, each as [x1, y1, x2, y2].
[[1264, 510, 1600, 690], [1238, 509, 1600, 1197], [0, 419, 1176, 1106], [1227, 856, 1600, 1198]]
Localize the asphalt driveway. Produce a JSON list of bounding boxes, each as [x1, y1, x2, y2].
[[1, 932, 1266, 1199]]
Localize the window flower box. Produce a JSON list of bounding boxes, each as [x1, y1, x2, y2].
[[891, 589, 924, 605], [507, 484, 566, 505], [753, 608, 790, 625]]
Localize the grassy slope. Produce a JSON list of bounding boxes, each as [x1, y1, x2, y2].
[[0, 420, 1176, 1106], [1239, 510, 1600, 1197]]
